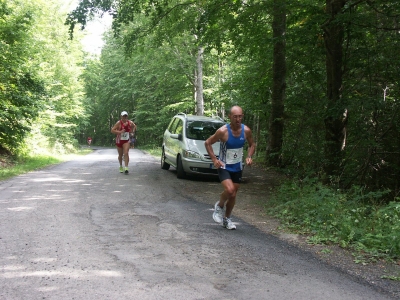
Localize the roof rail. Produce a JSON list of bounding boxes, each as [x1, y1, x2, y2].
[[177, 112, 186, 117], [211, 114, 224, 121]]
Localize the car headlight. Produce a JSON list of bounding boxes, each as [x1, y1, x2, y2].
[[183, 150, 202, 159]]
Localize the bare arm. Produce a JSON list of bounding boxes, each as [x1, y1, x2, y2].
[[244, 125, 255, 166], [204, 126, 227, 168], [111, 121, 122, 134], [130, 121, 137, 133]]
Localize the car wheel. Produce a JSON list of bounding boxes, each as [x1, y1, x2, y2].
[[176, 155, 186, 179], [161, 149, 170, 170]]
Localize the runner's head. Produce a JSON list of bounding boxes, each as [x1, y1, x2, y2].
[[228, 106, 244, 127], [121, 111, 128, 119]]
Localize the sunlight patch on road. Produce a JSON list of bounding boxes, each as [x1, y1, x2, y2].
[[7, 206, 34, 211], [36, 286, 59, 292], [32, 257, 57, 263], [1, 265, 25, 271], [64, 180, 85, 183], [0, 268, 123, 279], [32, 177, 64, 182]]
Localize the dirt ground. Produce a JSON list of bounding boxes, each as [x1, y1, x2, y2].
[[233, 164, 400, 298], [0, 155, 13, 169]]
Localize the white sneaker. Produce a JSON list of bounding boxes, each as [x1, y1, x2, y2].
[[223, 217, 236, 230], [213, 202, 224, 223]]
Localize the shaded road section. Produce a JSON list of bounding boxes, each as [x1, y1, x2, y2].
[[0, 148, 395, 299]]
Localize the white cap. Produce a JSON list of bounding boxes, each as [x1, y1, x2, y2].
[[121, 111, 128, 116]]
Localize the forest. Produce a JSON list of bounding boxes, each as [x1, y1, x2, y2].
[[66, 0, 400, 200], [1, 0, 399, 260]]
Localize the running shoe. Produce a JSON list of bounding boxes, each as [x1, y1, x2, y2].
[[223, 217, 236, 230], [119, 166, 124, 173], [124, 167, 129, 174], [213, 201, 224, 223]]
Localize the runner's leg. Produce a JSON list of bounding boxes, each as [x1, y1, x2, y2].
[[117, 145, 123, 166], [220, 179, 239, 218], [122, 141, 130, 167]]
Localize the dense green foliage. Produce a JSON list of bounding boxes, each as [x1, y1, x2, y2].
[[71, 0, 400, 201], [0, 0, 87, 155], [269, 179, 400, 261], [0, 0, 43, 152]]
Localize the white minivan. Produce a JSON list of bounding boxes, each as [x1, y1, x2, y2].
[[161, 113, 225, 179]]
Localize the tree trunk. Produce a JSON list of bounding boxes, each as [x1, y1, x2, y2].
[[253, 112, 260, 158], [195, 46, 204, 116], [323, 0, 348, 178], [267, 0, 286, 166]]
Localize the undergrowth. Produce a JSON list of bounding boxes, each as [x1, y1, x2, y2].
[[141, 145, 161, 157], [0, 149, 92, 181], [267, 178, 400, 264], [0, 155, 62, 180]]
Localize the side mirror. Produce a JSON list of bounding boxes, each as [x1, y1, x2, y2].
[[170, 133, 183, 141]]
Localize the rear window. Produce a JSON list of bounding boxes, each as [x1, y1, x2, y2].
[[186, 120, 225, 140]]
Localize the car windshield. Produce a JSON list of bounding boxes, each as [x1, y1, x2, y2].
[[186, 120, 225, 140]]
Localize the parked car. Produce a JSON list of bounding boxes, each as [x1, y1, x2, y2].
[[161, 113, 225, 178]]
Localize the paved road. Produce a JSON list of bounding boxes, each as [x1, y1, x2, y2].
[[0, 148, 395, 299]]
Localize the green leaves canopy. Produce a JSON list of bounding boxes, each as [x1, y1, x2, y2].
[[1, 0, 87, 154]]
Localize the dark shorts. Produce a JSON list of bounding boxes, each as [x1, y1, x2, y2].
[[218, 168, 242, 184]]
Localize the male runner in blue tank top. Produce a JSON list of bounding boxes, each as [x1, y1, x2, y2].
[[205, 106, 255, 229]]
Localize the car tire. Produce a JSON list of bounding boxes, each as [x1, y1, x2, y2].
[[176, 155, 186, 179], [161, 149, 170, 170]]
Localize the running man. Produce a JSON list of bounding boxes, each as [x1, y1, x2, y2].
[[111, 111, 137, 174], [204, 105, 255, 229], [130, 132, 136, 149]]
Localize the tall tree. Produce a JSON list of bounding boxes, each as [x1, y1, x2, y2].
[[267, 0, 286, 166], [195, 46, 204, 115], [322, 0, 347, 178]]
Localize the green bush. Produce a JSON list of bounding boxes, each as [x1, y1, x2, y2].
[[268, 178, 400, 261]]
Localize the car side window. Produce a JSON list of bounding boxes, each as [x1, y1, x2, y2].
[[175, 119, 183, 135], [168, 118, 179, 134]]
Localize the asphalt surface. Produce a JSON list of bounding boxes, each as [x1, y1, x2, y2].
[[0, 148, 396, 299]]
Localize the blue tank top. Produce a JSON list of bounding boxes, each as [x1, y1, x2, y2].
[[219, 124, 245, 172]]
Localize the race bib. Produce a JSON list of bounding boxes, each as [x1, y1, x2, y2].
[[120, 132, 130, 140], [225, 148, 243, 164]]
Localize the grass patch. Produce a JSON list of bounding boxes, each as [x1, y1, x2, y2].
[[0, 149, 92, 181], [381, 275, 400, 281], [267, 178, 400, 262], [140, 145, 162, 158]]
